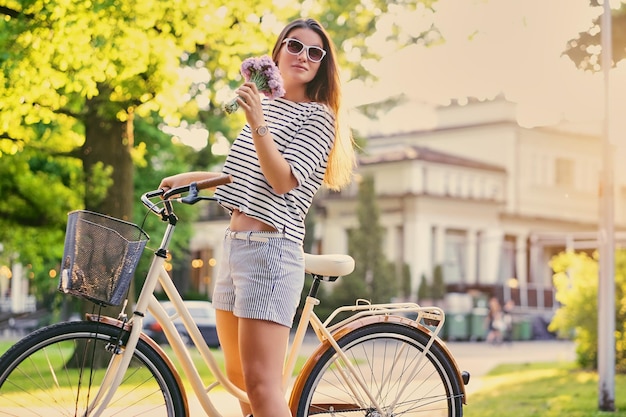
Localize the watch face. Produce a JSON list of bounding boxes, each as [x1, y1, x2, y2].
[[256, 125, 268, 136]]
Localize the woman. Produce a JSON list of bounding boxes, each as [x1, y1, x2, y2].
[[159, 18, 355, 417], [486, 296, 504, 344]]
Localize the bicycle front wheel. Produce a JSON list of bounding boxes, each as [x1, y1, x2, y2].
[[293, 322, 464, 417], [0, 320, 186, 417]]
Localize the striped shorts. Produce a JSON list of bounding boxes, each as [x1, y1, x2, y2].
[[212, 229, 305, 328]]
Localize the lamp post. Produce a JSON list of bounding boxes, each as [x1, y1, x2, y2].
[[598, 0, 615, 411]]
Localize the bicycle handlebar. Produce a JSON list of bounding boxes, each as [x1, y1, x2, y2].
[[141, 173, 233, 218]]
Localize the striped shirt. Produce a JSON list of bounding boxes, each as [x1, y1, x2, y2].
[[215, 97, 335, 244]]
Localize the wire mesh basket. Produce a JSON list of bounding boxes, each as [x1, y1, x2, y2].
[[59, 210, 149, 306]]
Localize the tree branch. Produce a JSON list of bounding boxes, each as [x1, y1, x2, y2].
[[0, 133, 21, 142], [0, 5, 34, 19]]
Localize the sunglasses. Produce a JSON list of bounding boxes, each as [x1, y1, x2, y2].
[[282, 38, 327, 63]]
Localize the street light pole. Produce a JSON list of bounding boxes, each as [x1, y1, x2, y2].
[[598, 0, 615, 411]]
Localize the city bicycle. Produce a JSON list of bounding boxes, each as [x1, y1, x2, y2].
[[0, 174, 469, 416]]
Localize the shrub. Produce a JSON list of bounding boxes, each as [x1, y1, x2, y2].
[[417, 274, 430, 301], [549, 250, 626, 373]]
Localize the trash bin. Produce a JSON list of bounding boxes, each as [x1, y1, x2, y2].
[[444, 313, 470, 341], [512, 318, 533, 341], [469, 307, 489, 341]]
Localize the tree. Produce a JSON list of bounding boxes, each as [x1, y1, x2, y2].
[[330, 176, 396, 311], [563, 1, 626, 71], [431, 264, 446, 301], [400, 262, 412, 300], [417, 273, 430, 301]]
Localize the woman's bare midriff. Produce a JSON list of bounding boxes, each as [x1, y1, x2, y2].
[[230, 210, 278, 232]]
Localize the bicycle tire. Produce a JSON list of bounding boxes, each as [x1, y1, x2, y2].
[[293, 322, 464, 417], [0, 320, 186, 417]]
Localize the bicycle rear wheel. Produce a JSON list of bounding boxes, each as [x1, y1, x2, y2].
[[0, 320, 186, 417], [293, 322, 464, 417]]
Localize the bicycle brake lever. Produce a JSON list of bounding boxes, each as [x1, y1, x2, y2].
[[180, 182, 200, 204]]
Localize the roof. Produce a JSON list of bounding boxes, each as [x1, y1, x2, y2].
[[359, 144, 506, 172]]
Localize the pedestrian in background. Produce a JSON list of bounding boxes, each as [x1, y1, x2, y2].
[[486, 297, 504, 344]]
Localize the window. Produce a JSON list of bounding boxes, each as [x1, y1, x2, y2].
[[555, 158, 574, 187], [498, 235, 517, 283], [443, 229, 467, 284]]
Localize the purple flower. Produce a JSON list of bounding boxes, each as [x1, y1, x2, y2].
[[223, 55, 285, 114]]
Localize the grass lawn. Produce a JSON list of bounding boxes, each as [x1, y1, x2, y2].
[[0, 340, 17, 355], [464, 361, 626, 417]]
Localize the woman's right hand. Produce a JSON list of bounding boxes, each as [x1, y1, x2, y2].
[[234, 82, 266, 129]]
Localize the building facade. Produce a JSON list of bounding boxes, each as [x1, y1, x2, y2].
[[191, 97, 625, 319]]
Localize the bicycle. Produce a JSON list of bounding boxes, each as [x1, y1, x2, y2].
[[0, 174, 469, 417]]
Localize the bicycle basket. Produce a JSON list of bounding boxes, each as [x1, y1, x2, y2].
[[59, 210, 149, 306]]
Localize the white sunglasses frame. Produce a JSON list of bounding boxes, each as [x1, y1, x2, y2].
[[282, 38, 327, 63]]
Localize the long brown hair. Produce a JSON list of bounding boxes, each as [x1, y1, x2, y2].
[[272, 18, 355, 190]]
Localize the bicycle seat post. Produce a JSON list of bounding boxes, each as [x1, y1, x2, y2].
[[308, 275, 323, 298]]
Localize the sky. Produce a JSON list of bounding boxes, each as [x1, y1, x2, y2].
[[344, 0, 626, 137]]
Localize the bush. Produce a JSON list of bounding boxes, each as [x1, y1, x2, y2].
[[549, 250, 626, 373], [417, 274, 430, 301]]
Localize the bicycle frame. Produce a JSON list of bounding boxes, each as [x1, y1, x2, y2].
[[85, 179, 466, 417]]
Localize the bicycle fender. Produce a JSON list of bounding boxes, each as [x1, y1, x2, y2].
[[289, 314, 467, 412], [86, 314, 190, 413]]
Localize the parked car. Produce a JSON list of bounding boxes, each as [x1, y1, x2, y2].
[[143, 300, 220, 348]]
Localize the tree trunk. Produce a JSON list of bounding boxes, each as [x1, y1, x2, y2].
[[82, 94, 134, 220], [70, 92, 136, 367]]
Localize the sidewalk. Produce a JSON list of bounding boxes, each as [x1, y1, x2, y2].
[[187, 339, 577, 416]]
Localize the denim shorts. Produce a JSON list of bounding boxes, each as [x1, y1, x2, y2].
[[212, 229, 305, 328]]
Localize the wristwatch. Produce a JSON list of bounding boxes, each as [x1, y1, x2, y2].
[[254, 125, 269, 136]]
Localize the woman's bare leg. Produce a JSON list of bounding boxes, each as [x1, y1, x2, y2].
[[239, 318, 291, 417], [216, 309, 252, 416]]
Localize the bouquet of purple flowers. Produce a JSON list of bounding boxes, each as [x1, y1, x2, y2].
[[223, 55, 285, 114]]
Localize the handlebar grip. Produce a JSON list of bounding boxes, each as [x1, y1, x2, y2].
[[196, 174, 233, 190], [162, 173, 233, 200]]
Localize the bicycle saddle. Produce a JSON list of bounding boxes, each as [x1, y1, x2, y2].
[[304, 253, 355, 278]]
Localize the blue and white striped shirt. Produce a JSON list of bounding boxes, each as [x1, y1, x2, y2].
[[215, 97, 335, 244]]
